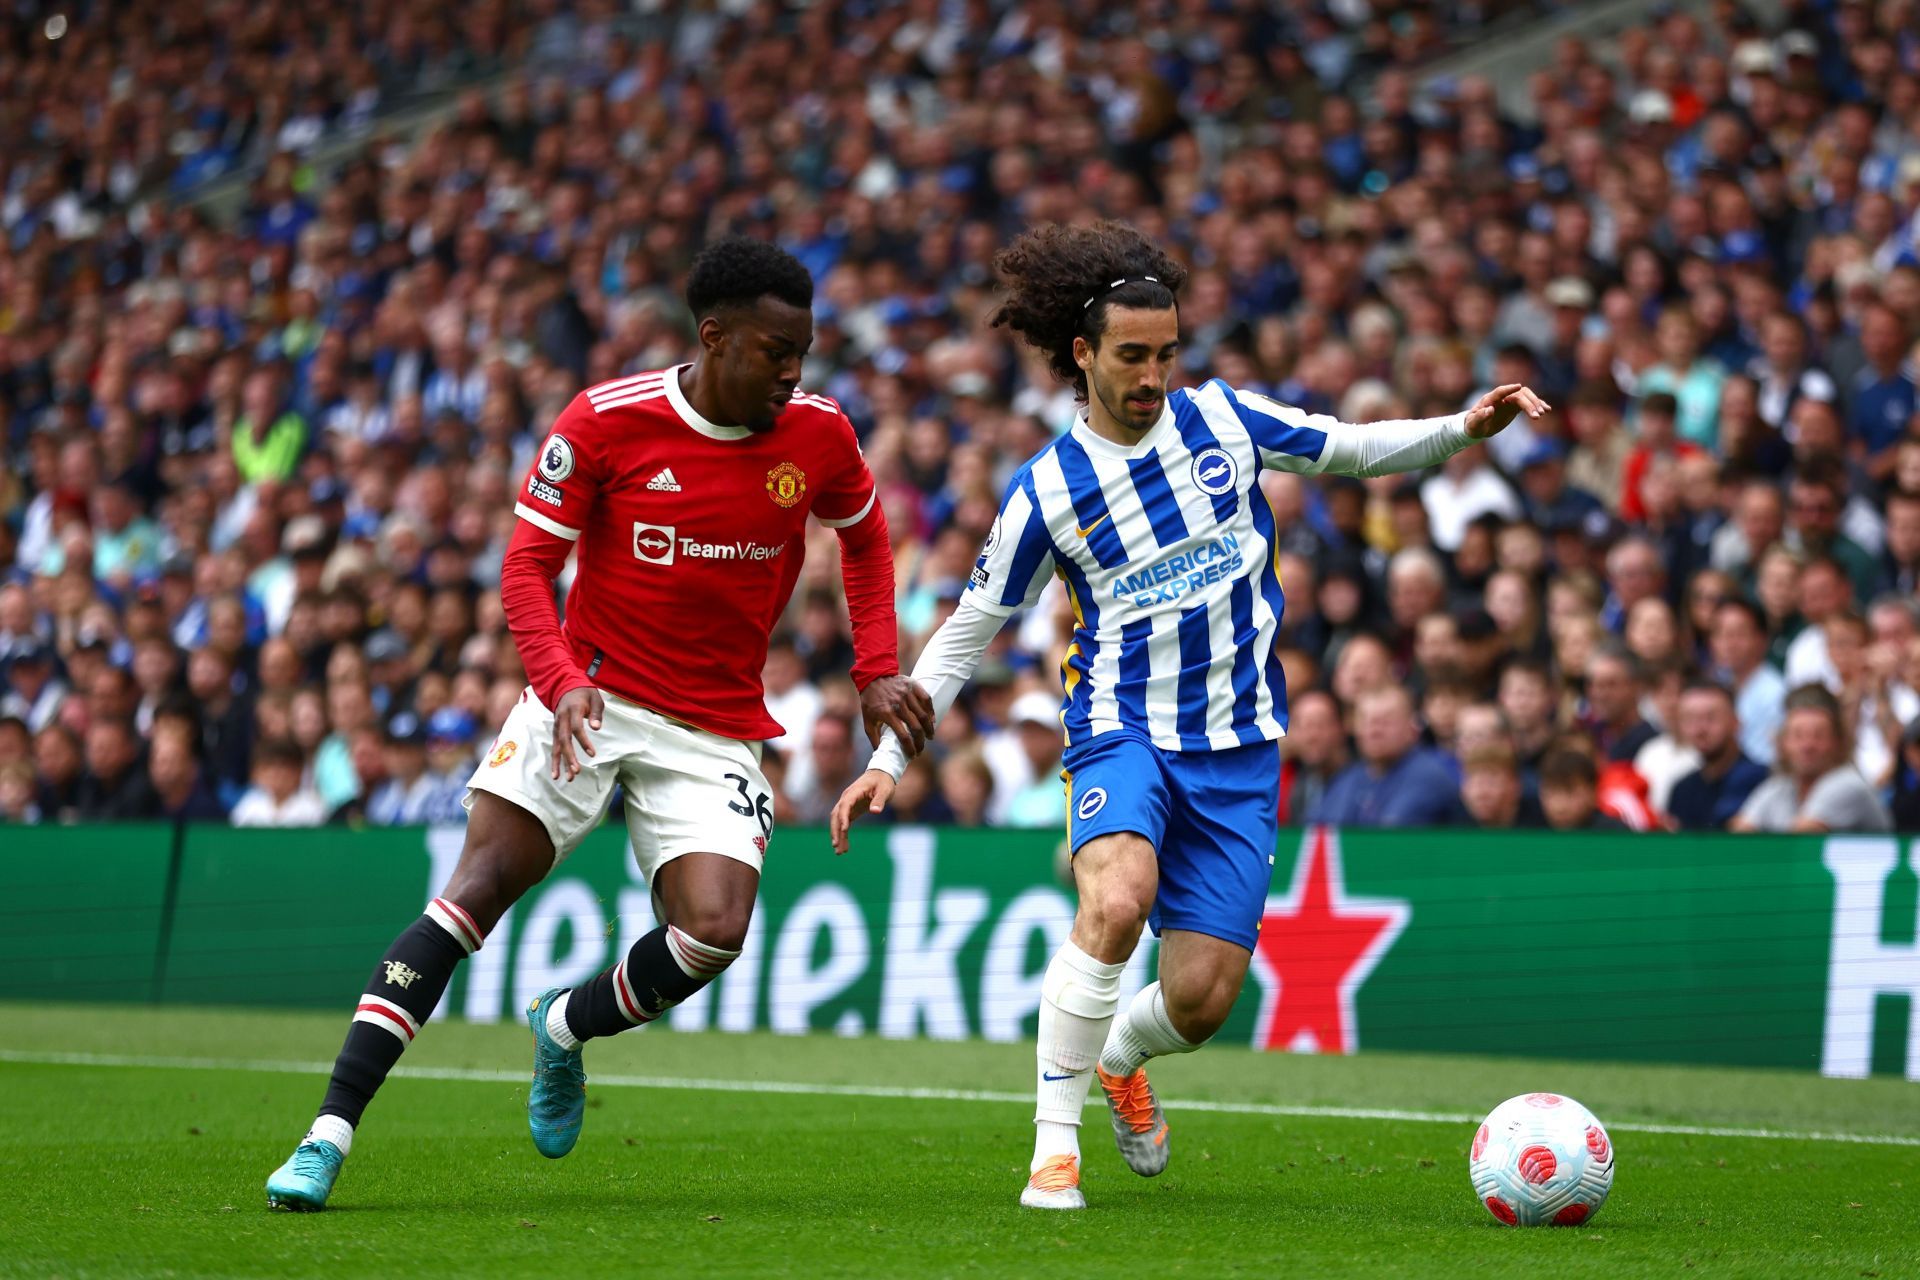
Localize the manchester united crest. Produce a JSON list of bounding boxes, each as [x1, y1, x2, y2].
[[766, 461, 807, 508], [488, 740, 518, 767]]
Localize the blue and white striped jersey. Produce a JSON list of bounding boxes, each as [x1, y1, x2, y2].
[[966, 379, 1470, 753]]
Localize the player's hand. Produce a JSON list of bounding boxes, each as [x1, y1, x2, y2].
[[1462, 383, 1551, 438], [829, 769, 897, 854], [551, 686, 604, 783], [860, 675, 937, 758]]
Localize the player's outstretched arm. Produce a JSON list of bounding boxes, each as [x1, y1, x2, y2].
[[1315, 382, 1550, 475], [1228, 381, 1549, 478], [829, 595, 1009, 853]]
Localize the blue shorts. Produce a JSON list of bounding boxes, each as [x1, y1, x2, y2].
[[1062, 731, 1279, 951]]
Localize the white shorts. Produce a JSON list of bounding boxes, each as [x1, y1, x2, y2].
[[465, 687, 773, 880]]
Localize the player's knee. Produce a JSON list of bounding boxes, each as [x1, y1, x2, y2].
[[667, 908, 750, 958], [1161, 968, 1239, 1043], [443, 844, 540, 931], [1085, 880, 1152, 933]]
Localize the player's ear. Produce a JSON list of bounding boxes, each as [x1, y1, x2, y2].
[[1072, 335, 1094, 373], [697, 314, 726, 355]]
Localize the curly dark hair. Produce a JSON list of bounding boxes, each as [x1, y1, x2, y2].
[[988, 221, 1187, 397], [685, 236, 814, 319]]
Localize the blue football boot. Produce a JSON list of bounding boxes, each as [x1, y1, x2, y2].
[[266, 1139, 345, 1211], [526, 988, 587, 1158]]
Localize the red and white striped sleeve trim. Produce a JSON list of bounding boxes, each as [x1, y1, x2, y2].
[[426, 897, 485, 952], [514, 502, 582, 542], [353, 994, 421, 1043]]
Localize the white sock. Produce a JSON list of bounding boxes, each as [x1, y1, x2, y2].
[[546, 991, 581, 1051], [1098, 981, 1197, 1077], [1031, 941, 1126, 1172], [305, 1114, 354, 1156]]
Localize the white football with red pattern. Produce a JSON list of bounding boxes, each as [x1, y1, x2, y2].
[[1468, 1092, 1614, 1227]]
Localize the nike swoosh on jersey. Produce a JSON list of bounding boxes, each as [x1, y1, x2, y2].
[[1075, 513, 1111, 539]]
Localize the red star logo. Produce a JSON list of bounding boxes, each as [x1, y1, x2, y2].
[[1248, 826, 1410, 1054]]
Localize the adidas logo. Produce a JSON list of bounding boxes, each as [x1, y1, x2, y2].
[[646, 468, 682, 493]]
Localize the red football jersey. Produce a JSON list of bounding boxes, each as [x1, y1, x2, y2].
[[511, 365, 878, 740]]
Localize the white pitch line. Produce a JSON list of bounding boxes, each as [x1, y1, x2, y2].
[[5, 1048, 1919, 1149]]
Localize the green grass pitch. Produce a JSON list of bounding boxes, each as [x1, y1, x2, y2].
[[1, 1004, 1915, 1278]]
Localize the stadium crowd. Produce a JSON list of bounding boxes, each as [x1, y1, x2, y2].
[[3, 0, 1920, 835]]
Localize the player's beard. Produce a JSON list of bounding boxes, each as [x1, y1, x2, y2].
[[1091, 370, 1163, 434]]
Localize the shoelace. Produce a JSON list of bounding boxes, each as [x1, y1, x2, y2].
[[534, 1031, 587, 1105], [290, 1143, 338, 1180], [1102, 1069, 1158, 1134], [1028, 1155, 1079, 1191]]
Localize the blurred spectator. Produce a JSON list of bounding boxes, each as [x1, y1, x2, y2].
[[1709, 600, 1786, 767], [1309, 685, 1463, 827], [1460, 744, 1543, 829], [1828, 608, 1920, 788], [989, 692, 1068, 828], [0, 760, 38, 823], [1620, 394, 1702, 524], [1538, 748, 1628, 832], [786, 714, 861, 827], [2, 643, 68, 732], [1847, 304, 1914, 472], [75, 717, 154, 820], [147, 719, 226, 821], [1667, 681, 1769, 831], [365, 713, 439, 826], [763, 638, 823, 761], [1279, 689, 1348, 824], [1782, 556, 1855, 690], [1638, 308, 1726, 449], [33, 724, 84, 823], [1894, 721, 1920, 831], [423, 707, 479, 823], [1581, 644, 1657, 763], [1884, 489, 1920, 596], [1785, 458, 1881, 602], [231, 738, 327, 828], [1732, 686, 1894, 833], [940, 748, 995, 829], [1631, 660, 1700, 813]]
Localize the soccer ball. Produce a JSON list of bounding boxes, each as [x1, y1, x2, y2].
[[1468, 1092, 1614, 1226]]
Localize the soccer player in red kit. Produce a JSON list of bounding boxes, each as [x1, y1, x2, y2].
[[267, 237, 936, 1210]]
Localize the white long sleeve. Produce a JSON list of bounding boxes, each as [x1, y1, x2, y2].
[[1214, 381, 1479, 478], [1302, 412, 1475, 477], [866, 595, 1011, 781]]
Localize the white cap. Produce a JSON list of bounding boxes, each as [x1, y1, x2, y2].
[[1777, 30, 1819, 58], [1731, 39, 1777, 75], [1628, 89, 1674, 124], [1009, 691, 1060, 727], [1545, 277, 1595, 309]]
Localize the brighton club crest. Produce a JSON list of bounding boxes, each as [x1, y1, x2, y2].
[[766, 461, 807, 508]]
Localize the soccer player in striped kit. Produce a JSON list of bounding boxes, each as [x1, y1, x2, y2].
[[831, 222, 1548, 1209]]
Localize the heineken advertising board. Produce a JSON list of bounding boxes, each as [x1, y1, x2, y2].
[[1, 824, 1915, 1079]]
